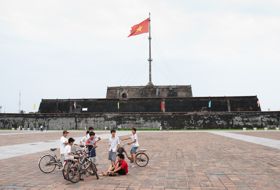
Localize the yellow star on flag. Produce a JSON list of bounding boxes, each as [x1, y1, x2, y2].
[[136, 26, 143, 32]]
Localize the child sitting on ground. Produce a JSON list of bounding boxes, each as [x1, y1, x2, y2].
[[102, 153, 128, 176]]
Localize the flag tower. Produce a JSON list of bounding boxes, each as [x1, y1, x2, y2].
[[147, 13, 153, 86], [128, 13, 153, 86]]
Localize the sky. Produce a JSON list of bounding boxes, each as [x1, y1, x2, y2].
[[0, 0, 280, 113]]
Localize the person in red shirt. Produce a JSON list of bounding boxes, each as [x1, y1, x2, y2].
[[102, 154, 128, 176]]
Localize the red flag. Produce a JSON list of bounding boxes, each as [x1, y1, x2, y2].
[[128, 18, 149, 37]]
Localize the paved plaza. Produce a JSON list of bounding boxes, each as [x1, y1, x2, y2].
[[0, 130, 280, 190]]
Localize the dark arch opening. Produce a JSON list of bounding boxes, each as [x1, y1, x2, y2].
[[121, 92, 128, 99]]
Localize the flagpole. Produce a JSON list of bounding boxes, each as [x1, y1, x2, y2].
[[147, 12, 153, 86]]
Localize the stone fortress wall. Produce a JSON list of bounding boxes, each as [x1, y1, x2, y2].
[[1, 85, 277, 130], [0, 111, 279, 130]]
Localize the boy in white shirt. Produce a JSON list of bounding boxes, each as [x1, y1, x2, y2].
[[108, 129, 120, 165], [60, 130, 69, 164], [64, 137, 76, 161], [122, 128, 139, 165]]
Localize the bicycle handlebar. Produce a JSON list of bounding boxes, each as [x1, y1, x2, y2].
[[119, 143, 130, 148]]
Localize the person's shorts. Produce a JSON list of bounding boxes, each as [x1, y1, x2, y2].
[[108, 150, 117, 161], [117, 169, 127, 175], [60, 154, 65, 163], [130, 146, 138, 154], [88, 147, 96, 157], [65, 155, 75, 161]]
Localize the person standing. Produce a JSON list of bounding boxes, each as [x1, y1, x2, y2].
[[122, 128, 139, 167], [87, 127, 101, 142], [108, 129, 120, 165], [60, 130, 69, 164], [86, 132, 98, 163]]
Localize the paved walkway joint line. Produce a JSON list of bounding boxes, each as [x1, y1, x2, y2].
[[209, 131, 280, 150]]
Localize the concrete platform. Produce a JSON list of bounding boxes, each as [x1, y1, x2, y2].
[[0, 131, 280, 190]]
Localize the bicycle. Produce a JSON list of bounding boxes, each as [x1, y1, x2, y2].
[[38, 148, 62, 174], [117, 143, 149, 167], [63, 145, 99, 183]]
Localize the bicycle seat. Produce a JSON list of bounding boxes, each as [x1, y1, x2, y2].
[[50, 148, 57, 151]]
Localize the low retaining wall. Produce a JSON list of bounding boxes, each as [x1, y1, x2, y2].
[[0, 112, 279, 130]]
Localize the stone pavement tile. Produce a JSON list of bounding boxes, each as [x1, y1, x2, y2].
[[117, 182, 130, 188], [151, 185, 164, 190], [190, 187, 201, 190], [208, 175, 225, 188], [218, 175, 235, 187], [128, 185, 141, 190], [139, 187, 153, 190], [225, 186, 240, 190], [175, 181, 188, 189]]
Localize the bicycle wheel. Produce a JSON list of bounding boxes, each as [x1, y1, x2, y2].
[[62, 167, 68, 180], [62, 160, 75, 180], [82, 158, 91, 170], [135, 152, 149, 167], [85, 160, 94, 176], [68, 164, 81, 183], [80, 158, 91, 177], [38, 155, 57, 173], [91, 163, 99, 180]]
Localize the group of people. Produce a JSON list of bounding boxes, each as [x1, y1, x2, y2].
[[59, 127, 140, 177]]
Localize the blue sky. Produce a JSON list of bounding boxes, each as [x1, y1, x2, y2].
[[0, 0, 280, 112]]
